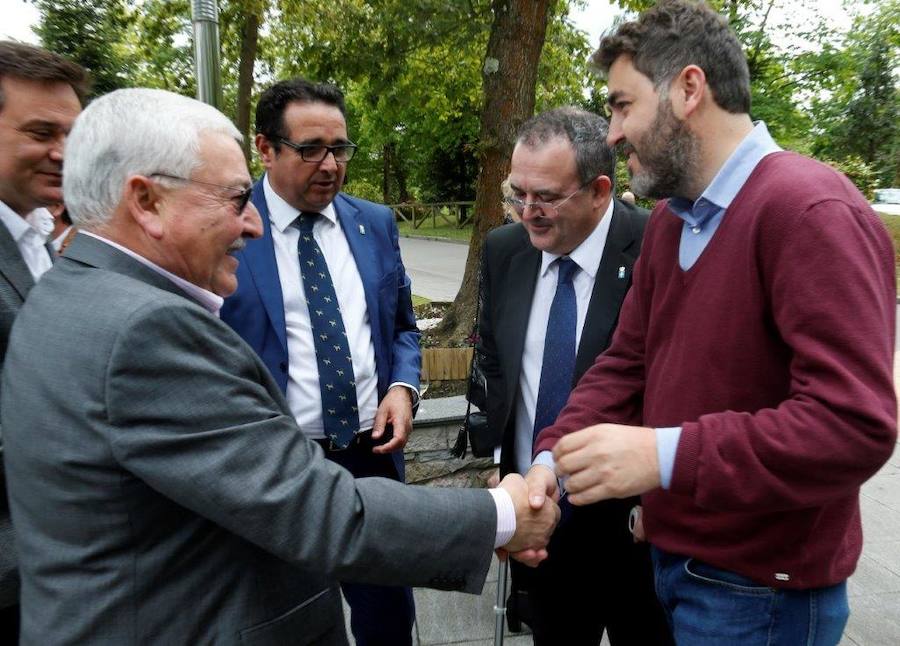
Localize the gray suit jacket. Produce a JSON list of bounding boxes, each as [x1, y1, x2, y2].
[[0, 221, 45, 608], [1, 234, 496, 644]]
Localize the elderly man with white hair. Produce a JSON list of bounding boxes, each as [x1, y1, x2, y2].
[[0, 88, 559, 645]]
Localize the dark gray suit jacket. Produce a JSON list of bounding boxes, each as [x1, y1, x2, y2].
[[0, 222, 53, 608], [478, 199, 649, 477], [1, 234, 496, 644]]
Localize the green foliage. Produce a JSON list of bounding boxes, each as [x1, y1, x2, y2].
[[822, 156, 880, 201], [30, 0, 898, 201], [808, 0, 900, 188], [124, 0, 194, 95], [342, 178, 383, 203], [33, 0, 134, 96]]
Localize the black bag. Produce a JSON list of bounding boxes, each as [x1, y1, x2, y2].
[[450, 260, 501, 459], [463, 410, 501, 458]]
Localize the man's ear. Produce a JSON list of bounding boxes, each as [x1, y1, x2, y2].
[[670, 64, 706, 119], [256, 134, 275, 167], [589, 174, 613, 207], [124, 175, 165, 239]]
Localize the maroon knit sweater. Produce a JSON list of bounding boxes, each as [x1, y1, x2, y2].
[[535, 152, 897, 589]]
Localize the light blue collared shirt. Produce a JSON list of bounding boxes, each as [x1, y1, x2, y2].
[[655, 122, 782, 489]]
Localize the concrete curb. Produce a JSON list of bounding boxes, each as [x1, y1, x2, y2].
[[399, 233, 470, 246]]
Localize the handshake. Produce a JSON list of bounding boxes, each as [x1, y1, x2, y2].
[[495, 466, 561, 567]]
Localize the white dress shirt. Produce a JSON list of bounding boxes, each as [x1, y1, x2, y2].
[[264, 177, 386, 439], [505, 198, 616, 474], [0, 202, 54, 281]]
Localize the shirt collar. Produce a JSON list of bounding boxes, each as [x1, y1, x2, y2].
[[0, 200, 53, 244], [539, 197, 615, 279], [263, 174, 337, 232], [668, 121, 782, 226], [80, 231, 224, 316]]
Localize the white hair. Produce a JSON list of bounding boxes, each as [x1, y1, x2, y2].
[[63, 88, 242, 228]]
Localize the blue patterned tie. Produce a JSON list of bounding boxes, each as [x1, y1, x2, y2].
[[294, 212, 359, 448], [533, 257, 579, 442]]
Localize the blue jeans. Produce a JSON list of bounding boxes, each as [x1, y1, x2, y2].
[[651, 548, 849, 646]]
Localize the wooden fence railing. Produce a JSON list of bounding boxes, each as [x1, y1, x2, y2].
[[389, 201, 476, 229], [421, 347, 473, 381]]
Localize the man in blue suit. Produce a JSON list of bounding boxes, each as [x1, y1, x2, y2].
[[220, 79, 420, 646]]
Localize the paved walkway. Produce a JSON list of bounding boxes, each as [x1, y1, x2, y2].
[[398, 236, 468, 302]]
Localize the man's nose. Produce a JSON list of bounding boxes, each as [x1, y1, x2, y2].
[[242, 202, 263, 239], [318, 150, 339, 173], [48, 134, 66, 162], [607, 116, 624, 148]]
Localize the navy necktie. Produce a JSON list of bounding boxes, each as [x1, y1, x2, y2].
[[294, 212, 360, 448], [533, 257, 579, 442]]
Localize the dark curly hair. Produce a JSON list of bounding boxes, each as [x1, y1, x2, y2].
[[592, 0, 750, 114]]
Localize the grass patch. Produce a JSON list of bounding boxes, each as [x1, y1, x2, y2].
[[397, 220, 472, 242], [412, 294, 431, 308]]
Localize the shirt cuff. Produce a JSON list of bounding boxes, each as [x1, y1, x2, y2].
[[531, 452, 564, 494], [655, 426, 682, 490], [388, 382, 420, 408], [488, 487, 516, 549]]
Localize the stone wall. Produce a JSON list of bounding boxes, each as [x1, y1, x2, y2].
[[404, 396, 496, 488]]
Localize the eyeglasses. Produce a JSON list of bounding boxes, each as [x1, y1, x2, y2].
[[277, 138, 358, 163], [151, 173, 253, 214], [503, 180, 594, 217]]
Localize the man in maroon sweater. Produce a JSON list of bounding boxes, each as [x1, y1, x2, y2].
[[525, 2, 897, 644]]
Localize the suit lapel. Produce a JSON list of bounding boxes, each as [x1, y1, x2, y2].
[[500, 239, 541, 407], [334, 194, 384, 360], [575, 201, 640, 380], [242, 181, 288, 353], [0, 221, 35, 301]]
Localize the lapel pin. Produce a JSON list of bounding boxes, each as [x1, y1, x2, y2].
[[617, 266, 626, 279], [359, 224, 366, 235]]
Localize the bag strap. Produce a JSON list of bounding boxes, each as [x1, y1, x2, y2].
[[450, 256, 484, 459]]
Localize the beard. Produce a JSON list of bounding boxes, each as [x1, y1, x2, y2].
[[627, 98, 700, 200]]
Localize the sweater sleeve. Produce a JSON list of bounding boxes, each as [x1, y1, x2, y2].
[[671, 198, 897, 511]]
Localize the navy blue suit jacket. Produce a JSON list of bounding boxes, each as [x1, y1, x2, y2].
[[221, 180, 420, 477]]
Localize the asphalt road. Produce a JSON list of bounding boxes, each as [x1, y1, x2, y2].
[[398, 236, 469, 302]]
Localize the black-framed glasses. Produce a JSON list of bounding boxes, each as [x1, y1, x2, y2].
[[503, 179, 594, 217], [151, 173, 253, 214], [277, 138, 358, 163]]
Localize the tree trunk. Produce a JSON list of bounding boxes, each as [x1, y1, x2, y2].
[[392, 144, 411, 203], [236, 4, 262, 163], [382, 142, 392, 204], [430, 0, 553, 344]]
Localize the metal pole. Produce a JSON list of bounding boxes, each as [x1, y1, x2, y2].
[[493, 558, 508, 645], [191, 0, 222, 109]]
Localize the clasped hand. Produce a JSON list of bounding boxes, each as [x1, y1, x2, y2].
[[496, 469, 560, 567], [552, 423, 661, 505]]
